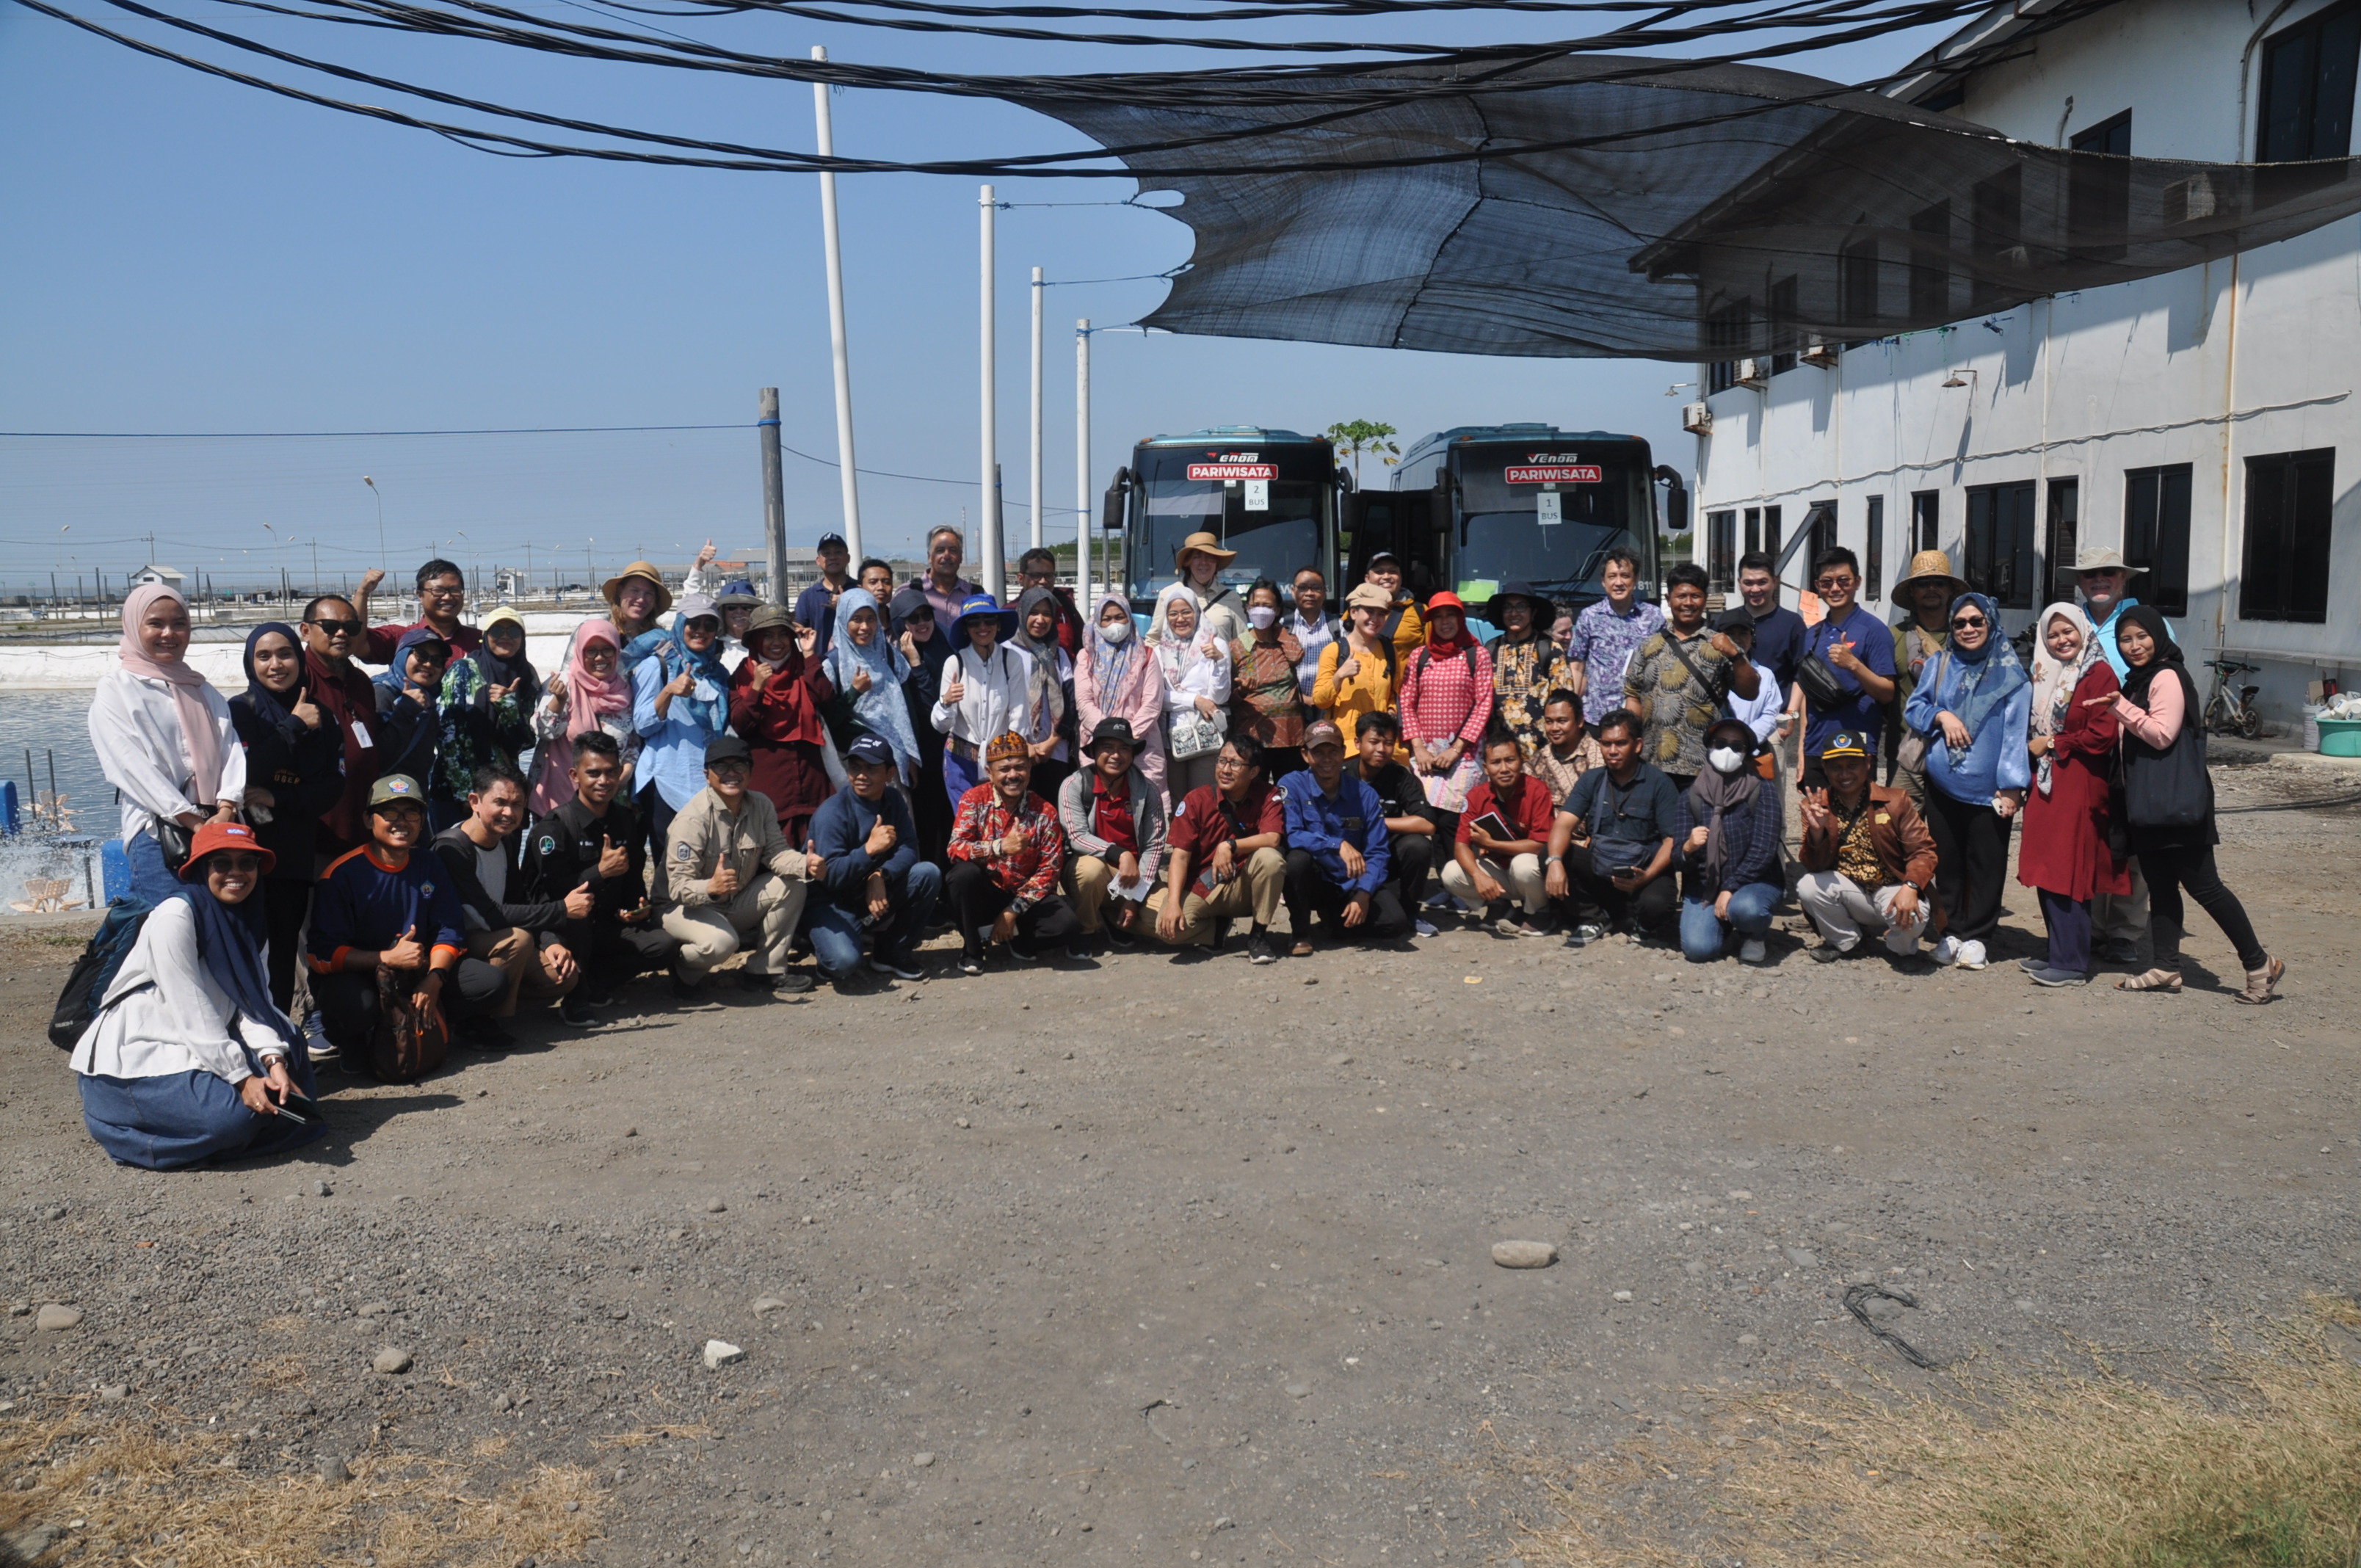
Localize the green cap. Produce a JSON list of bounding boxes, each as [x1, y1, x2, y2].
[[369, 774, 424, 808]]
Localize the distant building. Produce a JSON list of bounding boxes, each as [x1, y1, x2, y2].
[[129, 565, 184, 589]]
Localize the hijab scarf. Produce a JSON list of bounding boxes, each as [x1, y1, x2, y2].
[[1686, 737, 1763, 892], [1011, 587, 1070, 737], [2116, 605, 2190, 710], [117, 584, 227, 805], [1087, 607, 1139, 703], [1424, 608, 1478, 656], [373, 625, 449, 701], [823, 588, 921, 778], [1940, 592, 2028, 751], [238, 621, 308, 732], [1153, 584, 1222, 689], [2028, 601, 2102, 796], [653, 618, 730, 734], [182, 876, 305, 1057], [558, 620, 631, 742], [468, 606, 541, 711]]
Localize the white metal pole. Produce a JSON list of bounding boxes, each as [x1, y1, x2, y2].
[[1029, 266, 1045, 557], [979, 185, 1001, 599], [1076, 318, 1092, 618], [812, 46, 862, 561]]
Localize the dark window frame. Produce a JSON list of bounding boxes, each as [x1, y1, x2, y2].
[[1840, 238, 1879, 338], [2240, 449, 2336, 623], [2045, 477, 2080, 598], [1908, 201, 1951, 322], [1970, 167, 2023, 312], [2258, 0, 2361, 163], [1769, 275, 1800, 376], [2124, 464, 2194, 619], [1965, 479, 2039, 609], [1910, 490, 1941, 553], [1706, 296, 1753, 395], [1706, 509, 1738, 595], [2069, 111, 2132, 262], [1865, 495, 1886, 601]]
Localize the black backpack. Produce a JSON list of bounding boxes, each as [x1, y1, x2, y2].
[[49, 896, 156, 1050]]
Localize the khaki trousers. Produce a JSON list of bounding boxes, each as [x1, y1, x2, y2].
[[661, 875, 807, 982], [1145, 846, 1285, 946], [1065, 854, 1147, 934], [1796, 871, 1927, 957], [2092, 857, 2150, 945], [1440, 852, 1550, 915]]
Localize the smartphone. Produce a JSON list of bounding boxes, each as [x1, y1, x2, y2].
[[271, 1092, 327, 1126]]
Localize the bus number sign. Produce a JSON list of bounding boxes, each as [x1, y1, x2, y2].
[[1504, 464, 1601, 484], [1189, 463, 1278, 481]]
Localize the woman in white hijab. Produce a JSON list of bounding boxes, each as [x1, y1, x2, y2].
[[1153, 584, 1232, 800], [2016, 600, 2129, 986], [88, 584, 247, 902]]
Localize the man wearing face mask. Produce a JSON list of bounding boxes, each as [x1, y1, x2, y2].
[[1672, 718, 1784, 964]]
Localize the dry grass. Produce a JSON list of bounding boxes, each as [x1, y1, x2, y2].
[[587, 1423, 711, 1449], [0, 1397, 604, 1567], [1520, 1298, 2361, 1568]]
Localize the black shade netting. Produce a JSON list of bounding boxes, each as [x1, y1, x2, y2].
[[1034, 54, 2361, 361]]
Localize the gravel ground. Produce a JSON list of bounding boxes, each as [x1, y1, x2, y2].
[[1, 758, 2356, 1567]]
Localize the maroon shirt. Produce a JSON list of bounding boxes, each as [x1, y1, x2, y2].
[[363, 617, 481, 667], [304, 649, 383, 858], [1169, 780, 1284, 896]]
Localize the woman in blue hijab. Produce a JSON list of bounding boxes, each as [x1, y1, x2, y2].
[[822, 587, 923, 785], [1902, 590, 2031, 970], [372, 625, 451, 823]]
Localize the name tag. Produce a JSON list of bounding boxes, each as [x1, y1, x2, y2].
[[1343, 816, 1364, 832], [349, 719, 374, 749]]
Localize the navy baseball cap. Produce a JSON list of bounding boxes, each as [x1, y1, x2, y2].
[[816, 532, 849, 553], [846, 733, 896, 767]]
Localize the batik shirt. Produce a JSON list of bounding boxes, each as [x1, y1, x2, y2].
[[1487, 635, 1569, 759], [946, 784, 1065, 912], [1622, 626, 1738, 777]]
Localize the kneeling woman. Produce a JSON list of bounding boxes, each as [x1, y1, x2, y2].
[[70, 821, 322, 1169]]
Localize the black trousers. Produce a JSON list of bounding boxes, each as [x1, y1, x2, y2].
[[1385, 830, 1436, 910], [1921, 785, 2013, 944], [637, 782, 683, 904], [945, 860, 1081, 955], [556, 915, 678, 998], [2139, 839, 2266, 971], [1559, 843, 1678, 934], [1283, 849, 1412, 941], [261, 876, 311, 1016], [313, 960, 504, 1053]]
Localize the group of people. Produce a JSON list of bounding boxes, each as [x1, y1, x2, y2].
[[70, 523, 2280, 1171]]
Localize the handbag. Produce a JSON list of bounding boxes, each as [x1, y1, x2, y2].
[[368, 965, 451, 1084], [2122, 683, 2213, 830], [1895, 649, 1945, 776], [1167, 706, 1227, 761], [152, 816, 195, 874]]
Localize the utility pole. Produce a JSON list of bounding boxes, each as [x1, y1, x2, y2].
[[1076, 318, 1092, 617], [760, 387, 789, 606], [813, 46, 863, 561], [979, 184, 1002, 599], [1030, 266, 1045, 556]]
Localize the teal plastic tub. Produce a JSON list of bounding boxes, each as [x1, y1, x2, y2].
[[2318, 716, 2361, 758]]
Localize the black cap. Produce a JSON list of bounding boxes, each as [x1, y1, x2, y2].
[[704, 734, 753, 767], [1088, 716, 1139, 752], [816, 532, 849, 553], [1713, 606, 1757, 634], [846, 733, 896, 767]]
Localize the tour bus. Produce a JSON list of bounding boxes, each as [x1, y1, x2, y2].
[[1357, 424, 1687, 619], [1101, 427, 1346, 614]]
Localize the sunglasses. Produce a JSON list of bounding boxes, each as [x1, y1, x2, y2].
[[207, 852, 265, 874], [1951, 614, 1989, 629], [307, 618, 362, 638], [1815, 575, 1857, 589]]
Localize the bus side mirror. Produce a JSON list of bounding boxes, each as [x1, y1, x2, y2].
[[1100, 467, 1131, 539], [1655, 465, 1690, 534]]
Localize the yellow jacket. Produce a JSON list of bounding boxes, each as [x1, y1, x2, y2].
[[1313, 639, 1399, 756]]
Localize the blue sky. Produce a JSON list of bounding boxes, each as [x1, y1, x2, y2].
[[0, 3, 1945, 594]]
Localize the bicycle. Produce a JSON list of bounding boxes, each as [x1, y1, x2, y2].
[[2202, 657, 2263, 740]]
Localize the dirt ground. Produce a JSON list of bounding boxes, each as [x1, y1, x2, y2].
[[1, 756, 2357, 1567]]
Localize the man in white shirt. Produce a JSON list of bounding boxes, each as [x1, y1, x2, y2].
[[1286, 567, 1341, 710]]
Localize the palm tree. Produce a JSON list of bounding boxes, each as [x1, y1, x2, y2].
[[1325, 420, 1401, 487]]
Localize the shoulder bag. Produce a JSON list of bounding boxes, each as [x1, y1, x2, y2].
[[2122, 676, 2213, 830], [1661, 634, 1777, 781], [1894, 647, 1945, 777]]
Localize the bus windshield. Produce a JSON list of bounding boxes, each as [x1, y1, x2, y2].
[[1449, 461, 1653, 606], [1129, 478, 1326, 604]]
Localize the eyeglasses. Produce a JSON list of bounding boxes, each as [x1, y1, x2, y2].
[[307, 618, 361, 638], [1951, 614, 1989, 629], [207, 852, 264, 874]]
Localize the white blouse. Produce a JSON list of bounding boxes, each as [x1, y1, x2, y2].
[[70, 899, 291, 1084], [87, 667, 247, 844], [1158, 636, 1232, 713], [930, 644, 1041, 749]]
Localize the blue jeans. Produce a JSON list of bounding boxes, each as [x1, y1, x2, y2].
[[806, 860, 943, 976], [1680, 880, 1780, 962], [126, 829, 186, 904]]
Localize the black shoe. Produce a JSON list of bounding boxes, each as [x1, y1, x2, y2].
[[1809, 943, 1851, 964], [1104, 923, 1139, 950], [747, 970, 814, 995], [1247, 932, 1278, 965], [1008, 942, 1042, 964], [457, 1016, 517, 1049], [957, 948, 984, 976], [1211, 919, 1232, 954], [2094, 937, 2142, 966], [559, 996, 597, 1027], [1065, 942, 1094, 962], [670, 965, 703, 1001]]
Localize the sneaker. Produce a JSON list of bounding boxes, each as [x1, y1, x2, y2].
[[1931, 935, 1963, 967], [1008, 942, 1041, 964], [2017, 954, 2048, 973], [1412, 918, 1439, 938], [1422, 889, 1453, 910], [301, 1012, 341, 1067], [1954, 939, 1988, 970], [1247, 932, 1278, 965], [1738, 937, 1768, 965], [1104, 923, 1139, 951], [2028, 964, 2089, 987], [457, 1016, 516, 1049], [869, 954, 924, 981], [559, 995, 597, 1027], [957, 949, 984, 976], [1066, 943, 1095, 963], [748, 970, 814, 995], [1566, 923, 1606, 947], [1809, 940, 1853, 964]]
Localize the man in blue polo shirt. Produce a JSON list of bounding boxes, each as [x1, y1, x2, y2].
[[1796, 546, 1897, 788], [803, 733, 942, 986], [1280, 721, 1407, 953]]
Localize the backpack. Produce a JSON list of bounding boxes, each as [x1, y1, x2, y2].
[[367, 965, 452, 1084], [49, 896, 156, 1050]]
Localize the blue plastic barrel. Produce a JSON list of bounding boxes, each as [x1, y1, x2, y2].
[[0, 780, 15, 835]]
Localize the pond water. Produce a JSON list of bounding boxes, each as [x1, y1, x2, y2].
[[0, 689, 111, 833]]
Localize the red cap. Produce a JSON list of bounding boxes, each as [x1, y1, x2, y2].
[[179, 819, 277, 880]]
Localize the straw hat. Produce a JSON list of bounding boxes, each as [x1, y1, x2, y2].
[[1890, 549, 1968, 598], [1174, 531, 1237, 566], [601, 560, 672, 616]]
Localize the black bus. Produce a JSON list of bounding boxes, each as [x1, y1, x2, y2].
[[1353, 424, 1686, 618], [1102, 427, 1345, 614]]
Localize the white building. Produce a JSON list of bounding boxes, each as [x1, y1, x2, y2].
[[1688, 0, 2360, 722]]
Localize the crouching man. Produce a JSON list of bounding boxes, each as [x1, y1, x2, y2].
[[805, 733, 942, 984], [1796, 729, 1936, 962], [433, 763, 584, 1037], [1280, 720, 1409, 953], [659, 734, 815, 996], [945, 730, 1081, 975]]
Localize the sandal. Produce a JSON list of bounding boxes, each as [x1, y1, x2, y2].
[[2235, 956, 2285, 1005], [2116, 967, 2183, 992]]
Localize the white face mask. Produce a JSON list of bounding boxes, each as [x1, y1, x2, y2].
[[1246, 605, 1278, 630], [1708, 745, 1747, 776], [1099, 616, 1134, 645]]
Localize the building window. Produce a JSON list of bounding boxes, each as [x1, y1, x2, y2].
[[1909, 201, 1951, 322], [1911, 490, 1941, 552], [2259, 0, 2361, 162], [1763, 505, 1783, 567], [2241, 449, 2335, 623], [2069, 111, 2132, 262], [1707, 297, 1752, 394], [1865, 496, 1886, 600], [1769, 276, 1799, 375], [1805, 500, 1838, 577], [1970, 167, 2023, 311], [1965, 481, 2039, 609], [1743, 507, 1760, 555], [1840, 239, 1879, 337], [2124, 464, 2194, 618], [1706, 509, 1738, 593], [2046, 477, 2079, 592]]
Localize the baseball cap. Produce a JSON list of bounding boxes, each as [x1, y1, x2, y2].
[[1817, 730, 1871, 761], [816, 532, 850, 553], [1713, 606, 1757, 634], [1304, 719, 1346, 751], [846, 733, 896, 767], [704, 734, 752, 767], [675, 592, 721, 627], [369, 774, 424, 808]]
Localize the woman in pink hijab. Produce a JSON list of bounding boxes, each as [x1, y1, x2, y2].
[[529, 619, 640, 814], [88, 584, 247, 901]]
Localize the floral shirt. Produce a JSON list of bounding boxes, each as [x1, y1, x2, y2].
[[1488, 634, 1568, 760], [1529, 732, 1606, 805], [946, 783, 1066, 912], [1564, 598, 1666, 725], [1229, 633, 1308, 748], [432, 658, 532, 804], [1623, 625, 1738, 778]]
